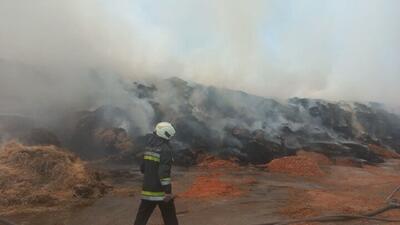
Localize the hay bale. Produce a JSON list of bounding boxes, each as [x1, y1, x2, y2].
[[0, 141, 106, 210], [93, 128, 134, 154]]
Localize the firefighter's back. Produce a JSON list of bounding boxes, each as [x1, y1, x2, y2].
[[141, 134, 167, 201]]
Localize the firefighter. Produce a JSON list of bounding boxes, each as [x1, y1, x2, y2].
[[133, 122, 179, 225]]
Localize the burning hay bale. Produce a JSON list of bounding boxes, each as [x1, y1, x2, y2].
[[230, 126, 288, 164], [305, 142, 384, 164], [93, 128, 134, 154], [0, 142, 107, 213], [69, 105, 137, 159]]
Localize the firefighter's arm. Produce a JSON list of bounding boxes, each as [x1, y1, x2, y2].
[[158, 149, 172, 194]]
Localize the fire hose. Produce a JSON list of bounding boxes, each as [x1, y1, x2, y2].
[[255, 184, 400, 225]]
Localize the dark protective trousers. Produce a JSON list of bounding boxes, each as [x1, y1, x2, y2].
[[134, 200, 179, 225]]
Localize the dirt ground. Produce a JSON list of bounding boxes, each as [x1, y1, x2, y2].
[[3, 157, 400, 225]]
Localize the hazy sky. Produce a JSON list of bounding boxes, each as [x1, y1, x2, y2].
[[1, 0, 399, 113]]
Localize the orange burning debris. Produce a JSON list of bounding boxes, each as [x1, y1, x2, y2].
[[180, 173, 242, 198], [267, 155, 325, 177]]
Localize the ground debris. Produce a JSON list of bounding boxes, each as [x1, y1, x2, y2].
[[180, 173, 242, 198], [266, 154, 325, 177]]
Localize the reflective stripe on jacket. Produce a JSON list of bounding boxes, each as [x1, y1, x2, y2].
[[140, 133, 173, 201]]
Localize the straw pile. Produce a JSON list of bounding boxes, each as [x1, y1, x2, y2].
[[0, 141, 106, 211]]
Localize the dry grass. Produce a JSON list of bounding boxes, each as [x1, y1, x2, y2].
[[0, 141, 104, 214]]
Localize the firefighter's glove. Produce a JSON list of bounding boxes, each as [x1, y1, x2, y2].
[[163, 194, 174, 202]]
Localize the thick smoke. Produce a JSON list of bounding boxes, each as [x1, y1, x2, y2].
[[1, 0, 400, 131], [141, 0, 400, 107], [0, 0, 170, 133]]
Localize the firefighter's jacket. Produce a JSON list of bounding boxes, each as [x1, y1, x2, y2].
[[140, 133, 173, 201]]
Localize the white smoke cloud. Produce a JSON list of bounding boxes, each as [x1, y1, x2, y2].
[[1, 0, 400, 124], [0, 0, 173, 132], [124, 0, 400, 106]]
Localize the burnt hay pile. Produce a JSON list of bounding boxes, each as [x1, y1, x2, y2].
[[2, 78, 400, 166], [0, 142, 107, 212]]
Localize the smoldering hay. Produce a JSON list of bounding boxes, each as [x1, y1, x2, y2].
[[0, 141, 107, 212], [3, 76, 399, 165]]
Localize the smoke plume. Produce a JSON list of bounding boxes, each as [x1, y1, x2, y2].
[[1, 0, 400, 131]]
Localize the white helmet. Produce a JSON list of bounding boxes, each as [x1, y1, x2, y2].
[[154, 122, 176, 140]]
